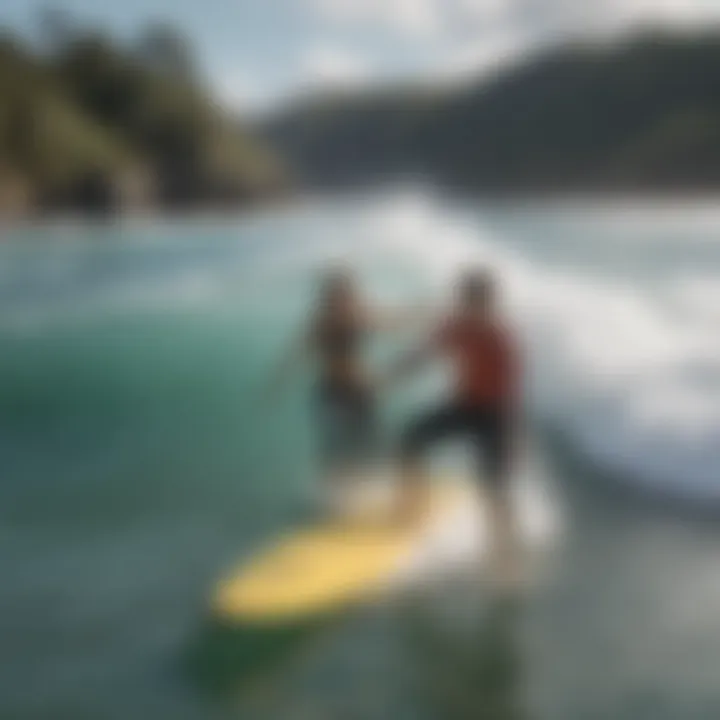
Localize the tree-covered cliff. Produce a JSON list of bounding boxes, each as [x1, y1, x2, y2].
[[0, 14, 286, 216]]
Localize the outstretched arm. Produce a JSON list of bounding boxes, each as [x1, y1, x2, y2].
[[381, 336, 438, 390], [363, 303, 435, 334]]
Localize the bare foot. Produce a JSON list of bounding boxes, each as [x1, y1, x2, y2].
[[392, 484, 430, 530]]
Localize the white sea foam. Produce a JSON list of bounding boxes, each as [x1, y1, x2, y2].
[[356, 191, 720, 502], [2, 191, 718, 501]]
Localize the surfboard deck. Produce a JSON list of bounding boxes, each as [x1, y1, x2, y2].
[[213, 477, 469, 625]]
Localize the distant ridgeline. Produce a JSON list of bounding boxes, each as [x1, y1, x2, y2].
[[0, 16, 287, 217], [265, 31, 720, 194]]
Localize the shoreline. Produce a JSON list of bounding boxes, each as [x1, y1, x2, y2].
[[0, 195, 302, 234], [3, 188, 720, 232]]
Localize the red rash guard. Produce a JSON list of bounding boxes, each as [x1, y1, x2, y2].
[[436, 317, 518, 409]]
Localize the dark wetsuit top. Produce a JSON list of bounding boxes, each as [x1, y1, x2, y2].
[[315, 318, 363, 370]]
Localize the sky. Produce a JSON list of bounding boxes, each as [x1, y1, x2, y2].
[[2, 0, 720, 114]]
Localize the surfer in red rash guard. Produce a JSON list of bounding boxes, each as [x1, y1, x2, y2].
[[386, 268, 521, 587]]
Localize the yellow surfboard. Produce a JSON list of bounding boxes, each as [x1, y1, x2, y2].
[[213, 478, 468, 625]]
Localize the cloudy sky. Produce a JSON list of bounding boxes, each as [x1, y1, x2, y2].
[[3, 0, 720, 113]]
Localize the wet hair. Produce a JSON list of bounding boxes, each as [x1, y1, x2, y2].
[[319, 267, 355, 308], [458, 268, 496, 307]]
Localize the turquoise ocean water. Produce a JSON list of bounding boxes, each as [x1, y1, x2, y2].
[[2, 192, 720, 719]]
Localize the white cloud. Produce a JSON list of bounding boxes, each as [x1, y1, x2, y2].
[[450, 0, 516, 26], [431, 0, 720, 81], [217, 75, 255, 111], [307, 0, 441, 37], [215, 72, 281, 115], [433, 32, 533, 84], [300, 45, 374, 89], [592, 0, 720, 33], [307, 0, 720, 39], [297, 0, 720, 97]]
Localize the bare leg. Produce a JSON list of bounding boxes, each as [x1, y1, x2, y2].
[[321, 464, 354, 518], [480, 409, 522, 593], [396, 405, 459, 528], [486, 486, 522, 594], [395, 457, 431, 527]]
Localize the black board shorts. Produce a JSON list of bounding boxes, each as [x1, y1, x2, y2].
[[315, 381, 377, 471], [400, 402, 513, 487]]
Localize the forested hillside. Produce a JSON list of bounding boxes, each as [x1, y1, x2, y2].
[[266, 31, 720, 193], [0, 14, 285, 216]]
